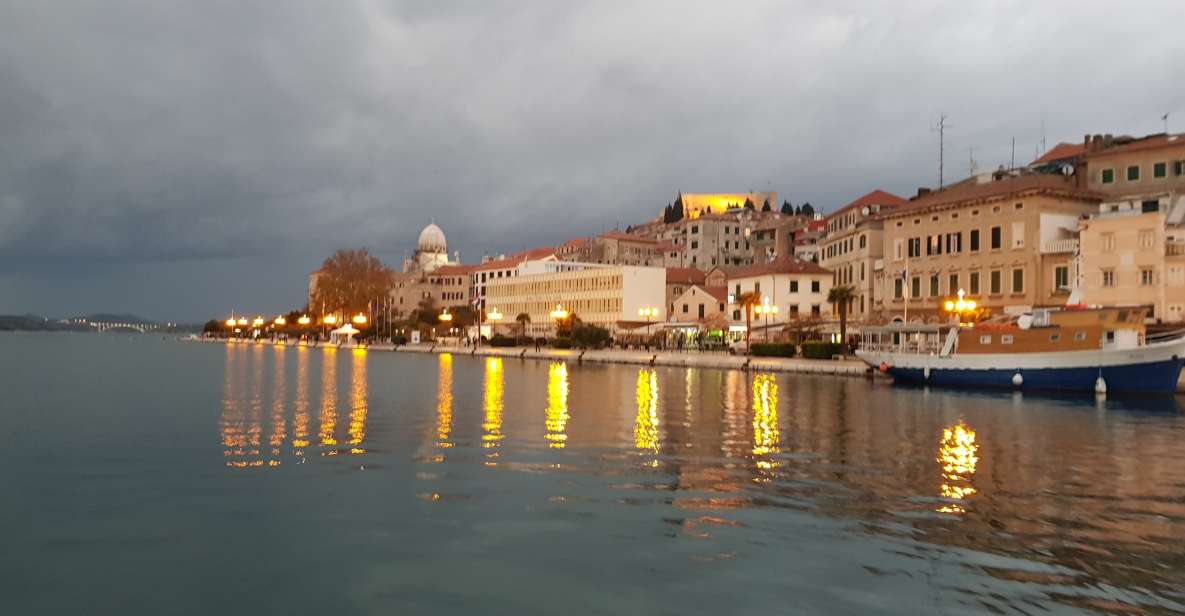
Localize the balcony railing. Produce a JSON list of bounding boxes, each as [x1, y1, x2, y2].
[[1041, 238, 1079, 254], [1167, 242, 1185, 256]]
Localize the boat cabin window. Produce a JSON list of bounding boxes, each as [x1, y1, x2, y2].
[[1105, 330, 1115, 343], [979, 335, 991, 344], [1001, 335, 1014, 345], [1116, 311, 1127, 323], [1050, 333, 1060, 342], [1075, 331, 1087, 341]]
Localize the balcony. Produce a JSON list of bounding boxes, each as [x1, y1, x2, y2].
[[1041, 238, 1079, 254], [1167, 242, 1185, 256]]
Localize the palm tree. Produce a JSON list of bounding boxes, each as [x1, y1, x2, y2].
[[827, 285, 856, 353], [515, 312, 531, 343], [737, 291, 762, 350]]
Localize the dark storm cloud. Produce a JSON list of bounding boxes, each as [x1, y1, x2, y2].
[[1, 1, 1184, 320]]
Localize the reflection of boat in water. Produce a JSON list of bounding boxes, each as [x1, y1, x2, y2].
[[858, 307, 1185, 394]]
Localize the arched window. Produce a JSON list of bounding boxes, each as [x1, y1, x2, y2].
[[859, 234, 867, 249]]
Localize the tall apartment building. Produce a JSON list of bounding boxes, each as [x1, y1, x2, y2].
[[817, 190, 907, 322], [879, 173, 1101, 322], [655, 212, 756, 270], [751, 214, 814, 262], [484, 262, 666, 336], [555, 233, 681, 267]]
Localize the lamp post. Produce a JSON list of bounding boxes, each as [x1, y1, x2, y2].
[[638, 306, 658, 338], [549, 304, 569, 340], [486, 308, 503, 343], [322, 314, 337, 340], [754, 300, 779, 342], [943, 289, 979, 325]]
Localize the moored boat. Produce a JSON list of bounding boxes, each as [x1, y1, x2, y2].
[[857, 306, 1185, 394]]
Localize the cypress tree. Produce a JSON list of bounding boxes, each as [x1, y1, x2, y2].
[[744, 197, 755, 210], [780, 200, 793, 215], [761, 198, 772, 212], [672, 196, 685, 221], [801, 202, 815, 216]]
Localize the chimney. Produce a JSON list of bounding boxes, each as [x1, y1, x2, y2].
[[916, 187, 931, 198]]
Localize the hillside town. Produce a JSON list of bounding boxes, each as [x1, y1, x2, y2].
[[287, 130, 1185, 349]]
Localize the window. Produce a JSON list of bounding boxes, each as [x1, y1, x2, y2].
[[1075, 330, 1087, 341], [682, 303, 689, 313], [949, 273, 959, 294], [1011, 222, 1025, 249], [1102, 269, 1116, 287], [735, 284, 741, 296], [690, 241, 699, 249], [790, 280, 799, 293], [811, 280, 820, 293], [691, 225, 699, 234], [1054, 265, 1069, 290], [990, 226, 1002, 250], [1102, 233, 1115, 252], [911, 276, 921, 298], [811, 305, 821, 317], [1155, 162, 1167, 178], [1011, 268, 1024, 294], [1142, 200, 1160, 213], [754, 282, 760, 294], [1001, 335, 1014, 345], [969, 271, 980, 294], [970, 229, 980, 251], [697, 304, 705, 319], [990, 270, 1002, 294], [894, 239, 904, 260], [1101, 168, 1114, 184], [1014, 202, 1024, 210], [1050, 333, 1061, 342], [929, 275, 939, 297], [1175, 161, 1185, 176], [894, 278, 903, 299], [1127, 165, 1140, 181], [979, 335, 991, 344], [1140, 229, 1155, 249], [1141, 268, 1154, 286], [859, 234, 866, 249]]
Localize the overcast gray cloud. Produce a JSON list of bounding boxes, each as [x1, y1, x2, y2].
[[1, 0, 1183, 321]]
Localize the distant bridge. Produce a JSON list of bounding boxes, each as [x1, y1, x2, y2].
[[87, 321, 162, 333]]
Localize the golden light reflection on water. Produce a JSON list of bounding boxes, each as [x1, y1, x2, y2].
[[482, 358, 504, 465], [221, 344, 246, 465], [634, 368, 659, 457], [435, 354, 454, 453], [937, 421, 979, 513], [751, 373, 780, 469], [545, 362, 569, 448], [292, 346, 310, 456], [318, 348, 338, 452], [267, 347, 286, 466], [347, 348, 369, 455]]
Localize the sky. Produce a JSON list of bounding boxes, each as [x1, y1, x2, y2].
[[1, 0, 1183, 322]]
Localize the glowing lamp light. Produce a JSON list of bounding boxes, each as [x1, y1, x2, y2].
[[252, 317, 265, 328], [487, 308, 503, 321], [439, 309, 453, 322], [225, 318, 236, 327], [297, 315, 311, 326], [638, 306, 659, 319], [323, 314, 337, 325], [273, 316, 286, 326], [549, 305, 569, 320], [352, 313, 368, 325], [944, 300, 956, 311], [237, 318, 248, 326]]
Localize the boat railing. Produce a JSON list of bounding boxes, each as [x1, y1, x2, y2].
[[1146, 328, 1185, 342]]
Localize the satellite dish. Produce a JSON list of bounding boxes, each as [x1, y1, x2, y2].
[[1061, 164, 1075, 176], [861, 207, 870, 215], [1017, 314, 1034, 330]]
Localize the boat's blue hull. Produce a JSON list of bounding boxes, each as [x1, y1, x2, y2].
[[887, 357, 1185, 394]]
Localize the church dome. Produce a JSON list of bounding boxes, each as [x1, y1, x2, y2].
[[417, 223, 447, 253]]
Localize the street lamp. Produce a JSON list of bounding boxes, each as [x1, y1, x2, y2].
[[237, 317, 248, 327], [352, 313, 368, 325], [252, 317, 265, 328], [297, 315, 311, 326], [439, 308, 453, 322], [943, 289, 979, 325], [225, 317, 236, 328], [485, 308, 504, 344], [638, 306, 659, 337], [550, 304, 569, 338], [274, 316, 286, 326], [754, 300, 779, 342]]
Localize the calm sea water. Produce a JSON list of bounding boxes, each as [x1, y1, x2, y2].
[[3, 333, 1185, 615]]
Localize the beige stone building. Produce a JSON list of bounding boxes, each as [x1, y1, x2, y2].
[[879, 173, 1101, 322], [555, 233, 682, 268], [818, 190, 907, 322], [1083, 132, 1185, 198], [672, 286, 728, 323], [723, 258, 833, 326], [664, 267, 707, 314], [484, 262, 667, 337], [1077, 208, 1185, 321]]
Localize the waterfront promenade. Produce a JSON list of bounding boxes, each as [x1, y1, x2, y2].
[[200, 337, 871, 377]]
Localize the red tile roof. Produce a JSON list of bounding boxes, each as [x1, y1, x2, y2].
[[475, 247, 556, 271], [599, 231, 659, 244], [886, 173, 1102, 216], [665, 267, 706, 285], [1084, 132, 1185, 159], [699, 286, 728, 303], [431, 264, 479, 276], [724, 257, 830, 279], [1031, 142, 1086, 165], [826, 190, 908, 220]]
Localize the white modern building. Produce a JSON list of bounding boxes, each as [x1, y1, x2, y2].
[[725, 257, 834, 324], [484, 262, 667, 336]]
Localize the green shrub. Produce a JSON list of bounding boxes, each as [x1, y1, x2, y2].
[[391, 335, 408, 345], [751, 343, 797, 358], [572, 324, 611, 349], [800, 341, 843, 360], [551, 338, 573, 349]]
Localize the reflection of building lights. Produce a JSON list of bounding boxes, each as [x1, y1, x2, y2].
[[634, 368, 659, 456], [347, 346, 368, 454], [292, 344, 310, 455], [482, 358, 504, 463], [937, 421, 979, 513], [436, 354, 453, 450], [546, 362, 569, 448], [752, 373, 779, 464]]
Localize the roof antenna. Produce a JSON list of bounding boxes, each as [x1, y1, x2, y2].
[[1164, 112, 1171, 134], [932, 114, 951, 188], [1010, 137, 1016, 169], [967, 146, 977, 176]]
